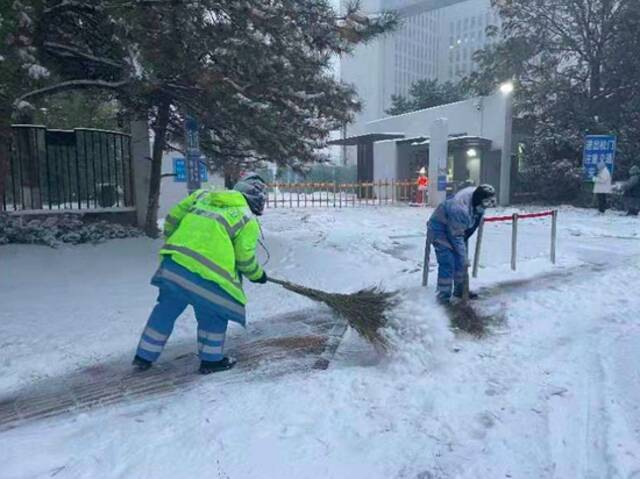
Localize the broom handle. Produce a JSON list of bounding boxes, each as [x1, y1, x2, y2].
[[463, 240, 470, 302], [266, 277, 289, 287]]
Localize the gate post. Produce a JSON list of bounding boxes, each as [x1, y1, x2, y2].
[[131, 119, 152, 228], [551, 209, 558, 264], [511, 213, 519, 271]]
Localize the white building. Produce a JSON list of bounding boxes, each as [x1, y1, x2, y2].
[[340, 0, 499, 136], [329, 87, 516, 205]]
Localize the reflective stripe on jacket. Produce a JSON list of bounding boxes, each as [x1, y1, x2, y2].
[[160, 189, 264, 305], [151, 257, 246, 325]]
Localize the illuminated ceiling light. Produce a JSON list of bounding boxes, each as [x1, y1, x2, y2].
[[500, 81, 514, 94], [467, 148, 478, 158]]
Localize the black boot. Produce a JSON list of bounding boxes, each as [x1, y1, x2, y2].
[[199, 357, 237, 375], [132, 355, 152, 371], [437, 293, 451, 305], [453, 290, 479, 300]]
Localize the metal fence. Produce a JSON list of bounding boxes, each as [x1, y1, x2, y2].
[[265, 180, 424, 208], [2, 125, 134, 211]]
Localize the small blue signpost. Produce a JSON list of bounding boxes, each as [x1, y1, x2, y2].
[[173, 158, 187, 182], [185, 116, 202, 193], [583, 135, 616, 181], [199, 161, 208, 182], [173, 157, 208, 183], [437, 174, 447, 192]]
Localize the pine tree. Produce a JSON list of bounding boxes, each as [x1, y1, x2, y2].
[[7, 0, 397, 234], [386, 79, 468, 116], [0, 0, 42, 210], [467, 0, 640, 201]]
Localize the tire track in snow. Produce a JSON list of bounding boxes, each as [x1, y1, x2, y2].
[[546, 334, 626, 479]]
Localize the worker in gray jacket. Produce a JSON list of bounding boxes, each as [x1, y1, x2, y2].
[[615, 165, 640, 216]]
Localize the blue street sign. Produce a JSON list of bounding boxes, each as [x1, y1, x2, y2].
[[184, 116, 201, 192], [186, 152, 201, 191], [583, 135, 616, 181], [173, 158, 187, 182], [185, 117, 200, 153], [199, 161, 208, 182], [173, 157, 207, 183], [437, 175, 447, 191]]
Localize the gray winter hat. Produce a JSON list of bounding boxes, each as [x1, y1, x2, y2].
[[234, 172, 267, 215]]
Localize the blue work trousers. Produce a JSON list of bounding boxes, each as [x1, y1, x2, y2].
[[136, 287, 228, 363], [433, 243, 466, 301]]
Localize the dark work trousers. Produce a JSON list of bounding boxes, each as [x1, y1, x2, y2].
[[596, 193, 607, 213]]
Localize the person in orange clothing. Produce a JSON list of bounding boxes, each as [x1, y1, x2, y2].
[[416, 167, 429, 205]]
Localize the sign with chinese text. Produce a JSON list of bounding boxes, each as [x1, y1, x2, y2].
[[583, 135, 616, 181]]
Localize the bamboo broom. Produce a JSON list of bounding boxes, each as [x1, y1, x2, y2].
[[268, 277, 399, 351]]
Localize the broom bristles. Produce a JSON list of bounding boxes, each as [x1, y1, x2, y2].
[[446, 301, 504, 337], [273, 280, 398, 351]]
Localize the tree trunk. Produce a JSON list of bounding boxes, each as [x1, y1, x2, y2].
[[223, 162, 242, 189], [0, 133, 9, 212], [0, 118, 12, 211], [144, 100, 171, 237]]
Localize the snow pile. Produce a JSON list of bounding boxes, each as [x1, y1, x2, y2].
[[0, 214, 142, 247]]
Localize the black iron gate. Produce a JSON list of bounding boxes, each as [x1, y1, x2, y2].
[[2, 125, 134, 211]]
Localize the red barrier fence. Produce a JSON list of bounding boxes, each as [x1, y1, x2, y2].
[[472, 210, 558, 277], [483, 210, 555, 223]]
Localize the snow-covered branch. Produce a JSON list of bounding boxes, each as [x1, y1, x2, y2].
[[43, 1, 99, 15], [15, 79, 129, 105], [43, 42, 123, 69]]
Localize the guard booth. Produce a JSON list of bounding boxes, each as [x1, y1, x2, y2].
[[336, 88, 515, 205], [395, 135, 498, 197], [329, 133, 405, 183], [332, 132, 500, 200]]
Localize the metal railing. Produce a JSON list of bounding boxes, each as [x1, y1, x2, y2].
[[422, 209, 559, 287], [472, 210, 558, 276], [2, 125, 134, 212], [265, 180, 424, 208]]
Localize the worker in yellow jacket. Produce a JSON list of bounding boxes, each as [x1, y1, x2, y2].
[[133, 173, 268, 374]]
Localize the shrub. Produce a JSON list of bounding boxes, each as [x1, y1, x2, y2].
[[0, 214, 142, 247]]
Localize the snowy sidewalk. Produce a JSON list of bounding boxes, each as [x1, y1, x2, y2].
[[1, 206, 639, 478]]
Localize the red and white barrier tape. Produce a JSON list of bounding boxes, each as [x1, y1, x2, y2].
[[484, 211, 554, 223]]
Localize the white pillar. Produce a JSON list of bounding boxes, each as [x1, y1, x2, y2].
[[131, 119, 152, 228], [428, 117, 449, 207], [499, 91, 514, 206]]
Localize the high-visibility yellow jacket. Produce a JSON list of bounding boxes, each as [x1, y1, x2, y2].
[[160, 189, 264, 305]]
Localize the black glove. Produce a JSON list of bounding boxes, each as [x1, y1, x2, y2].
[[254, 271, 268, 284]]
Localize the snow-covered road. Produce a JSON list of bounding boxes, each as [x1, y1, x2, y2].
[[1, 206, 639, 478]]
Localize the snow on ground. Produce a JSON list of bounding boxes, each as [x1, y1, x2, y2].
[[1, 205, 639, 478]]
